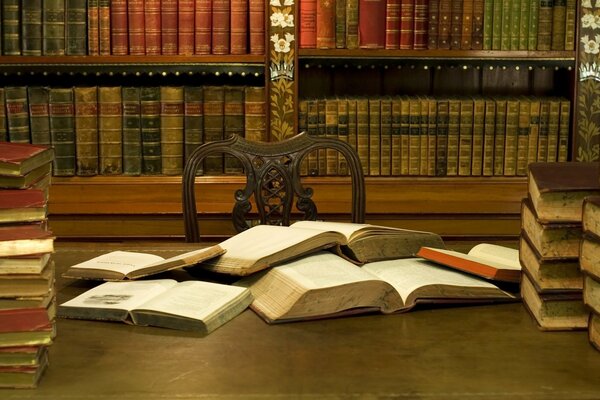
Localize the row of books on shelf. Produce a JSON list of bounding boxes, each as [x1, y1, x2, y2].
[[298, 96, 570, 177], [0, 85, 267, 177], [0, 0, 265, 56], [0, 143, 57, 388], [300, 0, 576, 51]]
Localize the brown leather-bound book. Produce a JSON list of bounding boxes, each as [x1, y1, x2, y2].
[[140, 87, 162, 174], [493, 98, 506, 176], [122, 87, 142, 176], [178, 0, 195, 55], [482, 97, 495, 176], [537, 100, 550, 162], [162, 0, 178, 55], [42, 0, 65, 55], [0, 142, 54, 177], [317, 99, 327, 175], [336, 0, 347, 48], [435, 99, 449, 177], [203, 86, 225, 174], [224, 86, 245, 174], [49, 88, 76, 176], [356, 98, 370, 176], [0, 189, 47, 225], [446, 97, 460, 176], [418, 96, 429, 176], [98, 87, 123, 175], [145, 0, 161, 55], [564, 0, 575, 51], [212, 0, 231, 54], [244, 86, 267, 143], [399, 96, 410, 175], [249, 0, 265, 54], [66, 0, 86, 55], [380, 97, 392, 176], [195, 0, 212, 54], [73, 86, 99, 176], [306, 99, 319, 175], [22, 0, 43, 55], [346, 0, 359, 48], [471, 97, 485, 176], [458, 97, 473, 176], [325, 98, 339, 175], [337, 97, 349, 175], [385, 0, 401, 49], [449, 0, 462, 49], [110, 0, 128, 55], [128, 0, 145, 55], [391, 97, 402, 175], [230, 0, 248, 54], [413, 0, 428, 49], [317, 0, 336, 48], [184, 86, 204, 166], [503, 98, 519, 176], [27, 87, 51, 147], [551, 0, 566, 50], [438, 0, 452, 48], [427, 0, 440, 49], [160, 86, 185, 175], [399, 0, 415, 49], [459, 0, 473, 50], [408, 97, 421, 176], [545, 98, 560, 162], [368, 99, 381, 176], [300, 0, 317, 48], [527, 97, 541, 166], [471, 0, 484, 49], [516, 98, 531, 177], [87, 0, 99, 54], [537, 0, 553, 51], [557, 98, 569, 162], [98, 0, 110, 55]]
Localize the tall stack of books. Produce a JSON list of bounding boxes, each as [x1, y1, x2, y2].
[[581, 195, 600, 352], [519, 162, 600, 331], [0, 142, 55, 389]]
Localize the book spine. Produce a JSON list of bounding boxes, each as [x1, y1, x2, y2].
[[471, 97, 485, 176], [0, 89, 7, 142], [249, 0, 265, 54], [399, 0, 415, 49], [87, 0, 99, 55], [458, 98, 473, 176], [413, 0, 428, 50], [557, 98, 569, 162], [326, 98, 340, 175], [203, 86, 225, 174], [2, 0, 21, 55], [528, 0, 539, 50], [380, 98, 392, 176], [503, 99, 519, 176], [460, 0, 474, 50], [161, 0, 179, 55], [545, 98, 559, 162], [230, 0, 248, 55], [435, 99, 449, 176], [145, 0, 161, 55], [471, 0, 484, 50], [509, 0, 521, 50], [184, 86, 204, 165], [244, 86, 267, 142], [427, 0, 440, 49], [306, 99, 319, 175], [346, 0, 359, 48], [223, 86, 245, 174], [5, 86, 31, 144], [317, 0, 336, 48], [122, 87, 142, 175], [527, 97, 541, 166], [22, 0, 43, 56], [446, 98, 460, 176], [564, 0, 575, 51], [537, 100, 550, 162], [438, 0, 452, 49], [493, 98, 506, 175], [551, 0, 566, 50], [128, 0, 145, 55], [160, 86, 185, 175], [518, 0, 529, 50], [515, 98, 530, 176], [317, 99, 327, 174], [336, 0, 347, 48], [385, 0, 401, 50], [500, 0, 511, 50], [140, 87, 162, 174], [356, 98, 370, 176], [337, 97, 349, 175], [419, 97, 429, 176], [212, 0, 231, 54], [49, 88, 76, 176], [300, 0, 317, 48], [449, 0, 462, 49], [408, 98, 421, 175], [482, 0, 493, 50], [98, 0, 110, 55], [491, 0, 502, 49], [347, 98, 358, 164], [73, 86, 99, 176], [399, 96, 410, 175], [537, 0, 553, 51], [426, 97, 438, 176], [27, 86, 51, 146], [391, 97, 402, 175], [368, 99, 380, 176], [42, 0, 65, 55], [179, 0, 195, 55], [98, 87, 123, 175], [66, 0, 87, 55], [195, 0, 212, 54], [482, 98, 495, 176]]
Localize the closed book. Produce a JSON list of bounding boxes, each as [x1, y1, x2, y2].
[[471, 97, 485, 176], [509, 0, 521, 50], [336, 0, 347, 48], [438, 0, 452, 48], [244, 86, 267, 142], [0, 89, 7, 141], [528, 0, 539, 50], [482, 0, 493, 50], [184, 86, 204, 166], [98, 87, 123, 175], [391, 97, 402, 175], [503, 98, 519, 176], [317, 0, 336, 48], [399, 0, 415, 49], [0, 308, 53, 334], [5, 87, 31, 144], [408, 97, 421, 176], [482, 98, 495, 176], [458, 98, 473, 176], [195, 0, 212, 54], [299, 100, 309, 175], [385, 0, 401, 49], [160, 86, 185, 175], [426, 98, 437, 176], [325, 98, 339, 175], [399, 96, 410, 175], [527, 97, 541, 166], [223, 86, 245, 174], [42, 0, 65, 54], [356, 98, 370, 176], [471, 0, 484, 49], [493, 98, 506, 176], [98, 0, 110, 55], [427, 0, 440, 49], [346, 0, 359, 48], [249, 0, 265, 54], [0, 345, 49, 368], [537, 0, 553, 51], [449, 0, 462, 49], [2, 0, 21, 55], [500, 0, 511, 50], [145, 0, 161, 55], [87, 0, 99, 54], [0, 225, 54, 258], [360, 0, 386, 48], [0, 163, 51, 190], [435, 99, 449, 176], [347, 98, 358, 166], [27, 87, 51, 147], [460, 0, 473, 50], [73, 86, 99, 176], [378, 98, 391, 176], [203, 86, 225, 174], [128, 0, 145, 55], [564, 0, 575, 51], [0, 189, 46, 224], [446, 98, 460, 176], [49, 88, 76, 176], [230, 0, 248, 55], [516, 98, 531, 176], [413, 0, 428, 49], [22, 0, 42, 56], [0, 253, 52, 276], [491, 0, 502, 49], [317, 99, 327, 174], [212, 0, 231, 54], [0, 261, 54, 298], [161, 0, 178, 55], [545, 98, 560, 162], [179, 0, 195, 55], [66, 0, 87, 55], [518, 0, 530, 50], [557, 98, 569, 162], [0, 142, 54, 177], [301, 0, 317, 48], [305, 99, 319, 175], [418, 97, 429, 176], [551, 0, 566, 50], [337, 97, 350, 175], [140, 87, 162, 175], [537, 100, 550, 162], [368, 99, 381, 176], [122, 87, 143, 176]]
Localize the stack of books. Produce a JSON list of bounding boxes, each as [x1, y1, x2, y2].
[[0, 142, 55, 389], [581, 196, 600, 352], [519, 162, 600, 331]]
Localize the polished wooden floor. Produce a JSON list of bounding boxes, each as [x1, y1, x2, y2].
[[3, 241, 600, 399]]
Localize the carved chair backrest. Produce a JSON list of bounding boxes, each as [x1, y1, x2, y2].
[[182, 132, 366, 242]]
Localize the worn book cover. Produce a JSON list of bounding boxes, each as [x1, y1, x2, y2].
[[74, 87, 99, 176], [98, 87, 122, 175], [49, 88, 76, 176], [160, 86, 185, 175]]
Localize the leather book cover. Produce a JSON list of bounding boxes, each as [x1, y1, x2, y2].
[[49, 88, 76, 176], [128, 0, 145, 55], [145, 0, 161, 55], [195, 0, 212, 54], [408, 98, 421, 176], [482, 98, 495, 176], [471, 0, 484, 50], [503, 98, 519, 176], [203, 86, 225, 175], [435, 99, 449, 177], [537, 0, 553, 51], [413, 0, 428, 49], [391, 97, 402, 175], [509, 0, 521, 50], [22, 0, 42, 55], [160, 86, 185, 175], [438, 0, 452, 49], [516, 98, 531, 177], [460, 0, 474, 50], [98, 0, 110, 55], [419, 97, 429, 176], [545, 98, 560, 162], [379, 97, 392, 176], [551, 0, 566, 50], [5, 87, 31, 144], [356, 98, 370, 176], [399, 0, 415, 49], [306, 99, 319, 175], [42, 0, 65, 55], [471, 97, 485, 176], [557, 99, 570, 162], [2, 0, 21, 55], [179, 0, 195, 55], [527, 97, 541, 166], [73, 86, 99, 176], [500, 0, 511, 50], [336, 0, 347, 48], [212, 0, 231, 54], [249, 0, 265, 54], [493, 98, 506, 176], [98, 87, 123, 175], [427, 0, 440, 49], [518, 0, 530, 50], [528, 0, 539, 50], [140, 87, 162, 175], [223, 86, 245, 174], [87, 0, 99, 55], [0, 89, 7, 142], [230, 0, 248, 54], [491, 0, 502, 49], [66, 0, 87, 55], [122, 87, 142, 176], [385, 0, 401, 49], [337, 97, 350, 175], [300, 0, 317, 48], [368, 99, 381, 176], [399, 96, 410, 175], [184, 86, 204, 166], [449, 0, 463, 49], [537, 100, 550, 163], [564, 0, 575, 50], [326, 98, 340, 175], [27, 87, 51, 147], [317, 99, 327, 175], [317, 0, 336, 48], [446, 98, 460, 176], [346, 0, 359, 48], [482, 0, 493, 50], [161, 0, 179, 55], [244, 86, 266, 143]]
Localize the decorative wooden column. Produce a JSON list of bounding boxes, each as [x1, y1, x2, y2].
[[266, 0, 298, 141]]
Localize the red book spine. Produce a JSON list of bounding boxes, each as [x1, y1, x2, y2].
[[317, 0, 335, 48], [413, 0, 428, 49], [144, 0, 161, 55], [300, 0, 317, 48], [249, 0, 265, 54], [385, 0, 401, 49], [178, 0, 195, 54], [110, 0, 128, 55], [359, 0, 386, 49], [161, 0, 178, 55], [0, 308, 52, 333], [195, 0, 212, 54], [128, 0, 145, 55], [399, 0, 414, 49], [212, 0, 231, 54], [230, 0, 248, 54]]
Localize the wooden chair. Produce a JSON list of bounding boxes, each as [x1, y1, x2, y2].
[[182, 132, 366, 242]]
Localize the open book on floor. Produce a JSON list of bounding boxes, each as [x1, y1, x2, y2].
[[62, 246, 225, 280], [235, 251, 517, 323], [58, 279, 253, 335], [198, 221, 445, 276], [415, 244, 521, 283]]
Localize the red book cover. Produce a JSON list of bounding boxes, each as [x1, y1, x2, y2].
[[128, 0, 145, 55], [317, 0, 336, 48], [399, 0, 414, 49], [359, 0, 386, 49], [212, 0, 231, 54], [110, 0, 128, 55], [0, 143, 53, 176], [0, 189, 45, 209], [413, 0, 428, 49], [249, 0, 265, 54], [0, 224, 54, 254], [300, 0, 317, 48], [144, 0, 161, 55], [178, 0, 195, 55], [161, 0, 178, 55], [0, 308, 52, 333], [195, 0, 212, 54], [385, 0, 401, 49], [230, 0, 248, 54]]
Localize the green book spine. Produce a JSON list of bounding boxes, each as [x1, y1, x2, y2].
[[482, 98, 495, 176], [399, 96, 410, 175], [380, 97, 392, 176], [391, 97, 402, 176], [223, 86, 245, 174], [408, 98, 421, 176], [509, 0, 521, 50], [503, 99, 519, 176], [122, 87, 142, 176], [491, 0, 503, 50], [27, 86, 51, 146], [335, 0, 346, 48], [22, 0, 43, 55], [493, 99, 506, 176], [184, 86, 204, 168], [528, 0, 539, 50], [545, 98, 560, 162], [2, 0, 21, 55], [66, 0, 87, 55], [551, 0, 566, 50], [501, 0, 512, 50], [73, 86, 99, 176], [160, 86, 185, 176], [98, 87, 123, 175], [337, 97, 350, 175], [435, 99, 449, 177], [203, 86, 225, 175], [564, 0, 575, 51], [5, 87, 31, 144], [42, 0, 66, 55], [140, 87, 162, 175], [345, 0, 359, 49], [519, 0, 529, 50], [557, 98, 570, 162], [49, 88, 76, 176], [0, 89, 7, 141], [515, 97, 530, 176], [458, 98, 473, 176], [482, 0, 494, 50], [537, 0, 553, 51], [356, 98, 370, 176], [471, 97, 485, 176]]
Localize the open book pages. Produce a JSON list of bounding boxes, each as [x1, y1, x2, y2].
[[58, 279, 253, 334], [236, 251, 516, 323], [62, 246, 225, 280]]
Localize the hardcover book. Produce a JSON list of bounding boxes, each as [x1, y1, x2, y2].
[[178, 0, 195, 55], [27, 87, 51, 146], [212, 0, 231, 54], [0, 189, 46, 224], [160, 86, 185, 175], [65, 0, 87, 55], [0, 224, 54, 258], [184, 86, 204, 164], [230, 0, 248, 54], [127, 0, 145, 55], [42, 0, 66, 55], [140, 87, 162, 174], [223, 86, 245, 174], [317, 0, 336, 48], [98, 0, 110, 54], [98, 87, 123, 175], [122, 87, 143, 175], [22, 0, 43, 55], [195, 0, 212, 54], [249, 0, 265, 54], [202, 86, 225, 174], [161, 0, 178, 55], [144, 0, 161, 55], [2, 0, 21, 55], [244, 86, 267, 143], [5, 87, 31, 144], [48, 88, 76, 176], [0, 350, 48, 388], [73, 87, 99, 176]]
